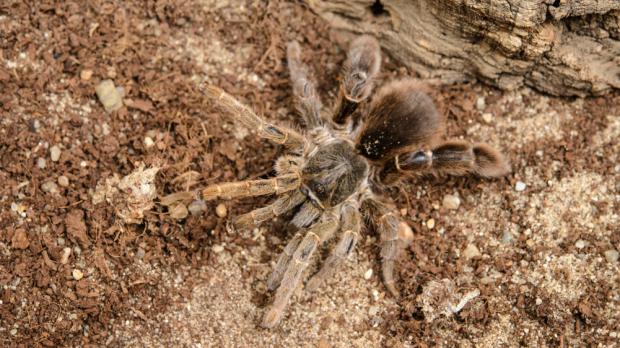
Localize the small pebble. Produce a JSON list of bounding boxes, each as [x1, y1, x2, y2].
[[535, 298, 543, 305], [136, 248, 146, 259], [442, 194, 461, 210], [188, 200, 207, 216], [32, 119, 41, 131], [426, 218, 435, 229], [481, 113, 493, 123], [603, 249, 619, 263], [116, 86, 125, 98], [368, 306, 380, 316], [397, 222, 414, 244], [60, 247, 71, 264], [371, 289, 380, 301], [575, 240, 586, 249], [215, 203, 227, 218], [501, 230, 513, 244], [370, 316, 382, 328], [515, 181, 526, 192], [41, 181, 58, 194], [144, 136, 154, 148], [58, 175, 69, 187], [525, 239, 535, 248], [364, 268, 373, 280], [95, 79, 123, 113], [463, 243, 481, 259], [476, 97, 486, 111], [50, 145, 61, 162], [80, 69, 93, 80], [107, 67, 117, 79], [72, 269, 84, 280], [169, 204, 188, 220], [10, 328, 17, 336], [37, 157, 47, 169], [212, 245, 224, 253]]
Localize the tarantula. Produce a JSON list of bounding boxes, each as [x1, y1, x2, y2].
[[202, 35, 510, 328]]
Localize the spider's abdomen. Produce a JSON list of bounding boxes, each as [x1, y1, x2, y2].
[[302, 142, 368, 207]]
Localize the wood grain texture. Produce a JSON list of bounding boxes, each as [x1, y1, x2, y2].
[[307, 0, 620, 96]]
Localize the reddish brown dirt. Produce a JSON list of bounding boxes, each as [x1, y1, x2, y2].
[[1, 1, 618, 347]]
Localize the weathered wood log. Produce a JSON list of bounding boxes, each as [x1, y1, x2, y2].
[[307, 0, 620, 96]]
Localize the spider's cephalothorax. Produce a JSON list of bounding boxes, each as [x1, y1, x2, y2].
[[202, 36, 510, 328]]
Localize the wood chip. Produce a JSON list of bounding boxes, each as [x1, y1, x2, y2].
[[11, 228, 29, 249]]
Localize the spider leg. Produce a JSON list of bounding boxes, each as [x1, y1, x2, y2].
[[361, 199, 413, 299], [379, 140, 510, 183], [266, 232, 303, 291], [333, 35, 381, 125], [202, 172, 301, 201], [306, 200, 361, 292], [204, 85, 307, 151], [286, 41, 323, 128], [233, 190, 306, 229], [377, 210, 403, 298], [262, 218, 339, 328]]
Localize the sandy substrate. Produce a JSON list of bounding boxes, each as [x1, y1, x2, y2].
[[1, 1, 618, 347]]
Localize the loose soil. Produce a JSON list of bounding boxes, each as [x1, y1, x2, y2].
[[1, 1, 618, 347]]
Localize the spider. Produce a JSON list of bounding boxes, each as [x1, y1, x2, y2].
[[201, 35, 510, 328]]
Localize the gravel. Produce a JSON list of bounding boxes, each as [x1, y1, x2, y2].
[[442, 194, 461, 210], [575, 240, 586, 249], [463, 244, 481, 259], [41, 181, 58, 194], [72, 269, 84, 280], [95, 79, 123, 113], [476, 96, 486, 110], [80, 69, 93, 80], [604, 250, 619, 263], [60, 248, 71, 264], [188, 200, 207, 216], [216, 203, 228, 218], [58, 175, 69, 187], [501, 230, 513, 244], [169, 204, 189, 220], [515, 181, 527, 192], [144, 136, 155, 148], [50, 145, 61, 162], [426, 218, 435, 229]]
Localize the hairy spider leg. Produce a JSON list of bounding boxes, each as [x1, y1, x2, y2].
[[333, 35, 381, 125], [234, 190, 306, 229], [306, 199, 361, 291], [286, 41, 324, 128], [380, 140, 510, 182], [262, 218, 339, 328], [205, 85, 307, 151], [202, 173, 301, 201]]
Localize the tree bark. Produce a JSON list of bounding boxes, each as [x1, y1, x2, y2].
[[307, 0, 620, 96]]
